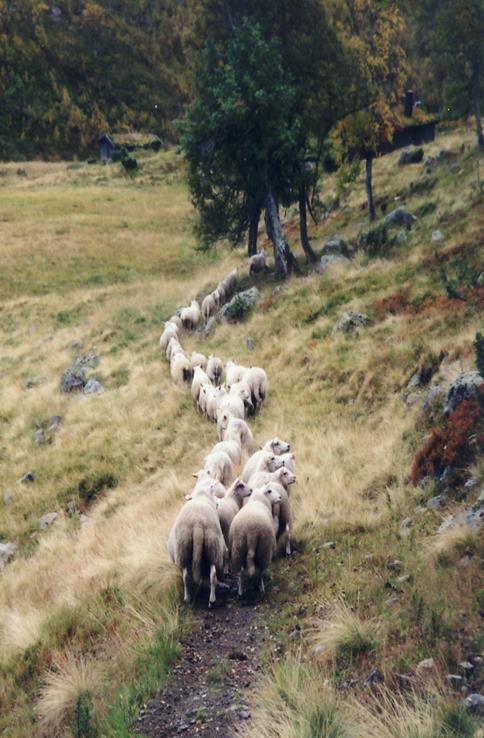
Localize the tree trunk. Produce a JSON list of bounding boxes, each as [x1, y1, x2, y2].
[[247, 204, 260, 256], [475, 92, 484, 148], [365, 153, 376, 222], [299, 183, 317, 263], [264, 189, 297, 279]]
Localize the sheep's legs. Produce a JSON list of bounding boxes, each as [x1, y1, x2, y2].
[[208, 564, 217, 608], [182, 568, 190, 603], [285, 525, 291, 556], [237, 570, 244, 597]]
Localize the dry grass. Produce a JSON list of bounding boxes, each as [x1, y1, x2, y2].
[[310, 599, 381, 665]]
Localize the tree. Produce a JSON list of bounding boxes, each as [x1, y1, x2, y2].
[[411, 0, 483, 147], [331, 0, 409, 221], [180, 16, 301, 277]]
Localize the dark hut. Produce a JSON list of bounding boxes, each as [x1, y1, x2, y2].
[[99, 134, 115, 162], [380, 91, 437, 155]]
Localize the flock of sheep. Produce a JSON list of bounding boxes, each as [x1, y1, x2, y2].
[[159, 257, 296, 607]]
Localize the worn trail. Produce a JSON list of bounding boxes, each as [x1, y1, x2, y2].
[[136, 581, 269, 737]]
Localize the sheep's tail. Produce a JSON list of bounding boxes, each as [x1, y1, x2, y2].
[[183, 366, 192, 383], [247, 545, 256, 577], [192, 524, 204, 584]]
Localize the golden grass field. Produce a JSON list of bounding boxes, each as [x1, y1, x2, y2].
[[0, 125, 482, 736]]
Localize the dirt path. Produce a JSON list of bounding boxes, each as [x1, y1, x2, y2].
[[135, 580, 269, 737]]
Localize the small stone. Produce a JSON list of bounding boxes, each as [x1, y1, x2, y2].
[[83, 379, 104, 395], [3, 491, 13, 505], [405, 393, 421, 407], [446, 674, 464, 687], [60, 366, 86, 393], [363, 667, 383, 687], [47, 415, 62, 432], [398, 517, 413, 537], [387, 559, 402, 573], [395, 673, 413, 689], [238, 710, 251, 720], [459, 661, 474, 673], [384, 596, 399, 607], [323, 541, 336, 549], [80, 514, 89, 526], [463, 693, 484, 715], [383, 207, 417, 230], [0, 542, 17, 570], [463, 478, 478, 493], [431, 230, 444, 242], [416, 658, 435, 673], [204, 316, 216, 335], [74, 353, 99, 369], [66, 500, 77, 517], [24, 375, 48, 389], [318, 235, 348, 256], [32, 428, 49, 445], [246, 337, 254, 351], [426, 494, 448, 510], [414, 505, 427, 514], [39, 512, 58, 530], [332, 311, 371, 335], [71, 340, 84, 350], [18, 471, 35, 484], [396, 574, 410, 584]]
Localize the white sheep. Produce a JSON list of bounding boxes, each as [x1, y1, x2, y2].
[[270, 481, 293, 556], [240, 450, 285, 483], [159, 321, 179, 352], [167, 488, 226, 607], [221, 417, 256, 451], [205, 385, 226, 422], [191, 351, 208, 370], [263, 437, 291, 456], [217, 394, 245, 421], [168, 314, 183, 330], [217, 478, 252, 546], [248, 466, 296, 491], [279, 452, 296, 473], [244, 366, 268, 411], [203, 449, 233, 486], [229, 484, 282, 596], [239, 440, 292, 482], [225, 360, 248, 388], [191, 366, 211, 402], [201, 294, 217, 322], [206, 355, 223, 385], [215, 284, 226, 305], [180, 300, 201, 330], [197, 382, 212, 416], [170, 352, 193, 384], [229, 380, 254, 413], [211, 439, 243, 466], [166, 335, 185, 361], [192, 470, 226, 499], [248, 249, 268, 275], [225, 268, 238, 297]]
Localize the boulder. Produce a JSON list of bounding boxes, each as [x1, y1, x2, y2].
[[0, 542, 17, 571], [426, 494, 448, 510], [316, 255, 351, 274], [445, 371, 483, 415], [83, 379, 104, 395], [32, 429, 49, 445], [463, 694, 484, 716], [332, 311, 371, 335], [383, 207, 417, 230], [60, 367, 86, 393], [398, 517, 413, 537], [39, 512, 58, 530], [318, 235, 348, 256], [74, 354, 99, 369], [438, 507, 484, 534], [219, 288, 260, 323], [431, 230, 444, 242]]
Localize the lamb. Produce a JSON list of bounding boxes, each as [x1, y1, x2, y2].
[[279, 452, 296, 473], [248, 466, 296, 492], [211, 439, 243, 466], [244, 366, 268, 411], [269, 481, 293, 556], [225, 360, 248, 388], [206, 355, 223, 385], [240, 451, 285, 483], [201, 294, 217, 322], [217, 479, 252, 546], [203, 449, 233, 486], [166, 336, 185, 361], [217, 394, 245, 422], [168, 314, 183, 330], [205, 385, 226, 422], [192, 470, 226, 499], [229, 380, 253, 411], [221, 416, 256, 451], [197, 382, 212, 416], [229, 484, 282, 596], [170, 352, 193, 384], [167, 488, 226, 607], [159, 321, 179, 352], [191, 351, 208, 370], [248, 249, 268, 275], [263, 437, 291, 456], [180, 300, 201, 330], [191, 366, 211, 402]]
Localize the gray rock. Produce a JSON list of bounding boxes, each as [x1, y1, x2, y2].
[[477, 272, 484, 286], [384, 207, 417, 230], [398, 517, 413, 537], [332, 311, 370, 335], [24, 375, 48, 390], [316, 255, 351, 274], [431, 230, 444, 242], [363, 667, 383, 687], [46, 415, 62, 432], [246, 337, 255, 351], [424, 156, 435, 166], [322, 541, 336, 550], [426, 494, 448, 510], [463, 693, 484, 715], [219, 288, 260, 323], [396, 230, 408, 244], [405, 393, 421, 407], [71, 340, 84, 350], [446, 674, 463, 687], [0, 542, 17, 570], [60, 366, 86, 393], [238, 710, 251, 720], [319, 235, 348, 256], [39, 512, 58, 530], [66, 500, 77, 517], [204, 316, 216, 335], [387, 559, 402, 573], [438, 507, 484, 534], [396, 574, 411, 584], [18, 471, 35, 484], [74, 353, 99, 369], [416, 658, 435, 673], [83, 379, 104, 395], [384, 596, 399, 607], [438, 466, 454, 489], [3, 491, 13, 505], [459, 661, 474, 674], [32, 428, 49, 445], [445, 371, 483, 415]]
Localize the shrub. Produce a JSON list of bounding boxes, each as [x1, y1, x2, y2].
[[358, 223, 397, 259], [415, 201, 437, 218], [373, 290, 410, 319], [78, 472, 118, 506], [411, 389, 483, 485], [473, 332, 484, 376], [122, 157, 138, 172], [225, 294, 253, 321]]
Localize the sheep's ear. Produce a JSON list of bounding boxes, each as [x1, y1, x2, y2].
[[192, 473, 198, 478], [185, 494, 192, 501], [291, 453, 295, 459]]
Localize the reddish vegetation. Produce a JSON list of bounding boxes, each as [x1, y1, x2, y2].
[[374, 286, 484, 320], [373, 290, 410, 319], [411, 388, 484, 485]]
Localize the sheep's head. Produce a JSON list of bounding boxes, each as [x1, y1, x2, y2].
[[262, 484, 282, 504], [271, 438, 291, 455], [267, 455, 285, 472], [277, 468, 296, 486], [232, 479, 252, 498]]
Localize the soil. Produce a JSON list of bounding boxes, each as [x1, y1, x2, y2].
[[135, 579, 270, 738]]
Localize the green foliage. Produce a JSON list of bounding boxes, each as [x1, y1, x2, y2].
[[122, 157, 138, 172], [415, 201, 438, 218], [358, 223, 396, 259], [224, 294, 254, 322], [78, 472, 118, 506], [474, 333, 484, 376], [71, 691, 98, 738]]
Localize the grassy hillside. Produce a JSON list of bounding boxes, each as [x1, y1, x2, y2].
[[0, 124, 482, 737]]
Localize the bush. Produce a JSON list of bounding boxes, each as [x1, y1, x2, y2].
[[111, 147, 128, 163], [122, 157, 138, 172], [415, 200, 437, 218], [474, 332, 484, 376], [358, 223, 397, 259], [411, 389, 483, 485], [398, 147, 424, 165], [225, 295, 253, 321]]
